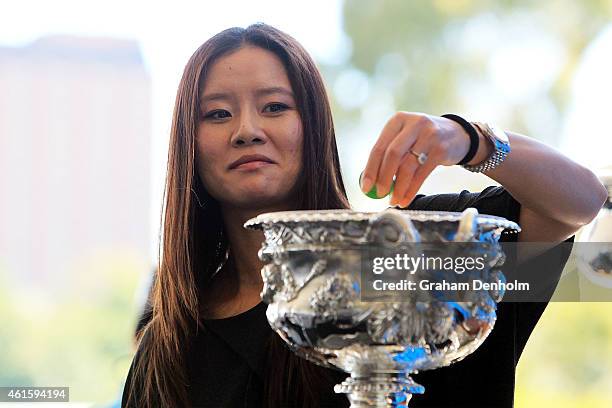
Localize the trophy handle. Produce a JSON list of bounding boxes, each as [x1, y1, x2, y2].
[[454, 208, 479, 242], [367, 209, 420, 245]]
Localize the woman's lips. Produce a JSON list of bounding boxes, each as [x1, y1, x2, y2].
[[232, 160, 273, 171]]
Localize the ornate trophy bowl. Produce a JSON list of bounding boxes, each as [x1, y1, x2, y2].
[[245, 208, 520, 407]]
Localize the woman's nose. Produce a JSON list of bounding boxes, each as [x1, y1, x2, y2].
[[231, 113, 267, 147]]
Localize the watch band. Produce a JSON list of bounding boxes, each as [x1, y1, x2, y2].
[[462, 122, 511, 173]]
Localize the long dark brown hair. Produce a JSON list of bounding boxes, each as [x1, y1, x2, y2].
[[124, 23, 351, 407]]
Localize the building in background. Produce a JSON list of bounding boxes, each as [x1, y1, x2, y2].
[[0, 35, 151, 293]]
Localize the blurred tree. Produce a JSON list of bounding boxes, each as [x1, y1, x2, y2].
[[336, 0, 612, 143], [0, 255, 140, 404]]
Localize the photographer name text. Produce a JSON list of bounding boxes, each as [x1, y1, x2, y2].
[[371, 279, 530, 291]]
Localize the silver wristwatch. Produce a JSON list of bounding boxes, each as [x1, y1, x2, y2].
[[462, 122, 511, 173]]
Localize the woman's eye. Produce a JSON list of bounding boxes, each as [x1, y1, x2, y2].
[[264, 103, 289, 113], [204, 110, 231, 120]]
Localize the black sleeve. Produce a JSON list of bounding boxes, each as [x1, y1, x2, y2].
[[121, 333, 151, 408], [121, 351, 157, 408], [513, 234, 574, 360], [405, 185, 574, 361], [406, 185, 521, 238], [400, 186, 576, 407]]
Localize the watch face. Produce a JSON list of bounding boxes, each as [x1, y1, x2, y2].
[[487, 123, 509, 143]]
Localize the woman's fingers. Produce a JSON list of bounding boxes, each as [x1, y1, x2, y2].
[[361, 112, 444, 204], [389, 154, 419, 206], [397, 159, 437, 208], [390, 134, 434, 206], [376, 127, 419, 197], [361, 113, 432, 196], [360, 114, 405, 194]]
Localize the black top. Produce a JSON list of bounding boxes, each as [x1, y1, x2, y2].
[[187, 302, 272, 407], [122, 186, 574, 408]]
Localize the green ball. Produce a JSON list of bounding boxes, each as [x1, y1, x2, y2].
[[360, 171, 394, 199]]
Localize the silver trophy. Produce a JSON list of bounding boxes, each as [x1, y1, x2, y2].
[[245, 208, 520, 407]]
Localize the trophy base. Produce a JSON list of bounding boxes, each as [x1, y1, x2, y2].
[[334, 373, 425, 407]]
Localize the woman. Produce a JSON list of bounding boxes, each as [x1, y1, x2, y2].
[[122, 23, 606, 407]]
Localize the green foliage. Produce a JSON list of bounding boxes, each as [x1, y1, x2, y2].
[[337, 0, 612, 142], [516, 303, 612, 406], [0, 255, 141, 404]]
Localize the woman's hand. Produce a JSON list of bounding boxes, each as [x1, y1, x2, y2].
[[361, 111, 607, 249], [360, 112, 484, 207]]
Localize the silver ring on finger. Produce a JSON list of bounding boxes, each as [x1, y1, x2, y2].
[[410, 149, 428, 165]]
